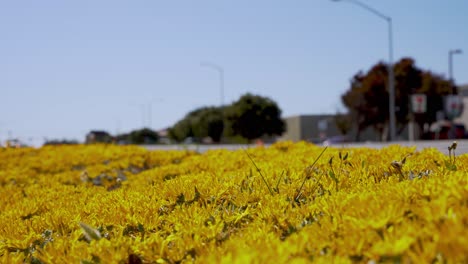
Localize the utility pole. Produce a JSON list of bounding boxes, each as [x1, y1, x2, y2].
[[332, 0, 396, 141]]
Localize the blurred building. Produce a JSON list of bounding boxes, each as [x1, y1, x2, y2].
[[279, 115, 347, 143], [280, 114, 388, 143], [454, 84, 468, 128], [281, 85, 468, 143]]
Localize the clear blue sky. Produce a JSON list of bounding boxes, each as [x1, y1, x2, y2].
[[1, 0, 467, 145]]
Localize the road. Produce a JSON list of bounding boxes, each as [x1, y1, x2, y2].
[[338, 139, 468, 155], [144, 139, 468, 155]]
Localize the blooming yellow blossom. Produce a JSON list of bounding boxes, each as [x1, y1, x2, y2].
[[0, 142, 466, 263]]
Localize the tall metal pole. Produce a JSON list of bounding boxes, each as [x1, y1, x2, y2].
[[388, 17, 396, 141], [201, 62, 225, 106], [332, 0, 396, 141], [140, 104, 146, 127], [148, 103, 152, 128], [449, 52, 452, 82], [220, 69, 225, 106], [449, 49, 462, 84], [447, 49, 462, 139], [201, 62, 226, 142]]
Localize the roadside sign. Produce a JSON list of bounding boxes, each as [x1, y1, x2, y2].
[[411, 94, 427, 113], [444, 95, 464, 120]]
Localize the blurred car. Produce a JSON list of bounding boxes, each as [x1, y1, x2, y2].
[[426, 122, 467, 139], [322, 135, 349, 146]]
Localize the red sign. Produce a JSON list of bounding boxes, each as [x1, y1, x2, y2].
[[445, 95, 464, 120], [411, 94, 427, 113]]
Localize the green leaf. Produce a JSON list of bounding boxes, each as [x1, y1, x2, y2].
[[193, 186, 201, 201], [176, 193, 186, 205], [296, 147, 328, 202], [444, 161, 457, 171], [328, 170, 338, 183], [30, 257, 46, 264], [137, 223, 145, 233], [344, 161, 353, 168], [343, 152, 348, 161], [244, 149, 274, 196], [275, 170, 284, 194]]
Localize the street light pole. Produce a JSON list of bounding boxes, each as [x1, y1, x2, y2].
[[449, 49, 462, 84], [201, 62, 225, 106], [447, 49, 462, 139], [130, 99, 163, 128], [332, 0, 396, 141], [201, 62, 226, 142]]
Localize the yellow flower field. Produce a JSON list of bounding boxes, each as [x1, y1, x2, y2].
[[0, 142, 467, 263]]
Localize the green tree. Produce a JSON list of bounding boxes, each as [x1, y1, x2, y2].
[[342, 67, 387, 141], [225, 93, 285, 141], [393, 58, 423, 134], [116, 128, 159, 144], [341, 57, 455, 141], [85, 130, 113, 144], [191, 107, 224, 143], [168, 117, 194, 143], [128, 128, 159, 144], [168, 106, 224, 143]]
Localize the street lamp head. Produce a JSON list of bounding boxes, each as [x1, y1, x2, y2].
[[201, 62, 223, 71], [451, 49, 463, 55]]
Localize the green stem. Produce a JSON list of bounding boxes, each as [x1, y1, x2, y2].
[[275, 170, 285, 194], [244, 149, 274, 196], [295, 146, 328, 201]]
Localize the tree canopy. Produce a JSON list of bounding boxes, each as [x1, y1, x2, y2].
[[341, 57, 455, 141], [225, 93, 285, 141], [168, 93, 285, 143], [168, 106, 224, 143], [116, 128, 159, 145]]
